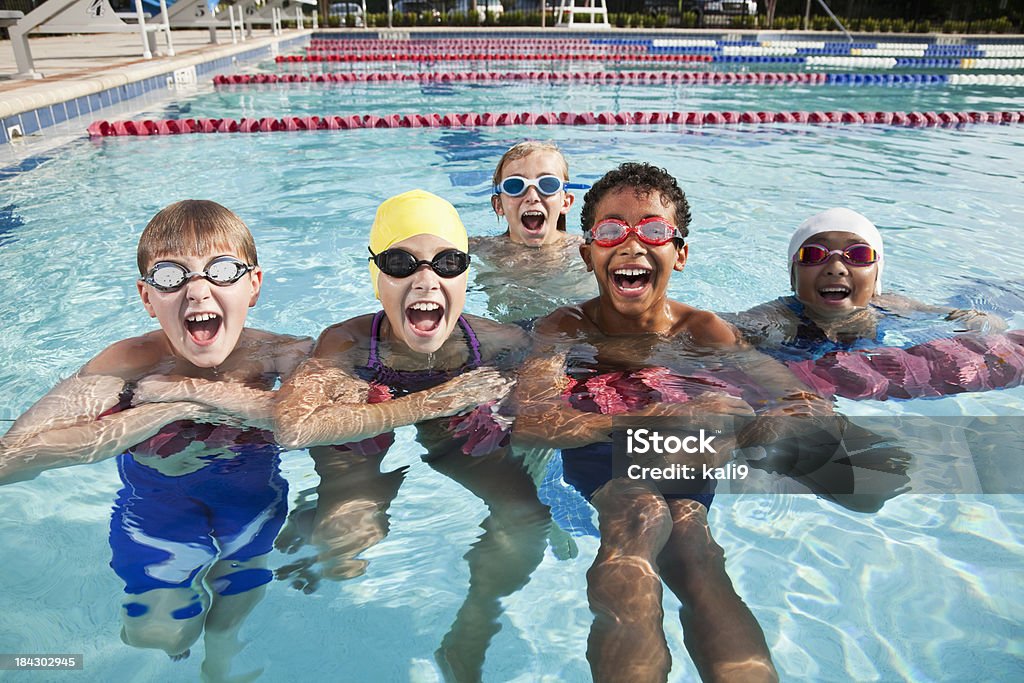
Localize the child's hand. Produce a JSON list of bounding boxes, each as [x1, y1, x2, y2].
[[945, 309, 1008, 334], [422, 368, 515, 417], [633, 392, 753, 420]]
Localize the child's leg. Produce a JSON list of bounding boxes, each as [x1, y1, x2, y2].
[[276, 445, 406, 591], [427, 449, 551, 683], [110, 456, 215, 659], [199, 470, 289, 683], [199, 558, 272, 683], [586, 478, 674, 683], [658, 499, 778, 683], [119, 586, 210, 658]]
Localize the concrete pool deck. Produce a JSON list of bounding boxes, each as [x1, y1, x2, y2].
[[0, 28, 312, 139]]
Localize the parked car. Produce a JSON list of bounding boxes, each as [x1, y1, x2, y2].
[[644, 0, 756, 16], [449, 0, 504, 22], [705, 1, 757, 15], [393, 0, 442, 24], [329, 2, 364, 27]]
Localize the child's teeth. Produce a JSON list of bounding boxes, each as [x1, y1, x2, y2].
[[187, 313, 218, 322], [615, 269, 649, 276], [410, 302, 440, 311]]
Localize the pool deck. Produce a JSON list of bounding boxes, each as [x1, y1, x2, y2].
[[0, 28, 311, 119]]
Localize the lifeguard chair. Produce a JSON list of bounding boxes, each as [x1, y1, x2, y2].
[[554, 0, 609, 28]]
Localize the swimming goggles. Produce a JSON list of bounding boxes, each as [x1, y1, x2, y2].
[[141, 257, 255, 292], [368, 248, 470, 278], [586, 217, 684, 248], [794, 243, 878, 267], [493, 175, 590, 197]]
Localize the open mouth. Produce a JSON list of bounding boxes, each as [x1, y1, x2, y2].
[[612, 267, 652, 295], [520, 210, 546, 233], [818, 286, 851, 302], [406, 301, 445, 336], [185, 312, 222, 345]]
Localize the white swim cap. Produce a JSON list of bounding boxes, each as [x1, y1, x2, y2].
[[788, 207, 884, 295]]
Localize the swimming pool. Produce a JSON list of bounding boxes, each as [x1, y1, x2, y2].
[[1, 35, 1023, 682]]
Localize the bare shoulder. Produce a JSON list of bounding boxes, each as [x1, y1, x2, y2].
[[737, 297, 792, 320], [535, 304, 590, 339], [81, 331, 170, 379], [313, 315, 376, 358], [874, 292, 943, 314], [468, 235, 504, 263], [462, 314, 530, 361], [243, 329, 315, 376], [679, 306, 740, 347]]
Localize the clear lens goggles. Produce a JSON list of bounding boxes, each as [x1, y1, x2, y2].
[[493, 175, 589, 197], [142, 257, 254, 292], [587, 217, 683, 248], [794, 243, 878, 267], [369, 248, 470, 279]]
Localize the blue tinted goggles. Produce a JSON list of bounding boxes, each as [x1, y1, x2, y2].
[[493, 175, 590, 197]]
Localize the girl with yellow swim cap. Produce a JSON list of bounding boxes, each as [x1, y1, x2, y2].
[[274, 190, 553, 681]]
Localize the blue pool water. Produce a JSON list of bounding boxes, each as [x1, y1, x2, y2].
[[1, 43, 1023, 682]]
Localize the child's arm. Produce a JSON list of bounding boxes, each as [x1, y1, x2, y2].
[[0, 373, 220, 484], [876, 293, 1008, 333], [273, 323, 512, 450], [723, 298, 796, 344], [131, 335, 314, 431], [512, 311, 750, 450]]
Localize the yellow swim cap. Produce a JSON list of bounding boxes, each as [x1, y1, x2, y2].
[[368, 190, 468, 298]]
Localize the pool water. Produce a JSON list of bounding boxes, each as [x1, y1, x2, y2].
[[201, 79, 1024, 118], [1, 43, 1023, 682]]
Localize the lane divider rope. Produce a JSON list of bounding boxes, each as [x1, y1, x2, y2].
[[211, 72, 1024, 87], [277, 54, 716, 63], [87, 110, 1024, 137]]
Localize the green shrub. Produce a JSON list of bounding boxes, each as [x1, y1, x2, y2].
[[680, 10, 697, 28], [779, 16, 801, 30], [654, 13, 668, 29], [993, 17, 1014, 33], [734, 13, 755, 29]]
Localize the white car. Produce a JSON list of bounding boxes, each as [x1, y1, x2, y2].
[[330, 2, 364, 27], [451, 0, 504, 22], [705, 1, 757, 15]]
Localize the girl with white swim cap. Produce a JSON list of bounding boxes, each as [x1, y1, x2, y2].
[[735, 207, 1004, 358]]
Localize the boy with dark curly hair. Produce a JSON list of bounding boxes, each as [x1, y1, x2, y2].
[[513, 162, 790, 683]]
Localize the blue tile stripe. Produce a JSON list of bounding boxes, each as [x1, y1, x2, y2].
[[3, 34, 309, 144]]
